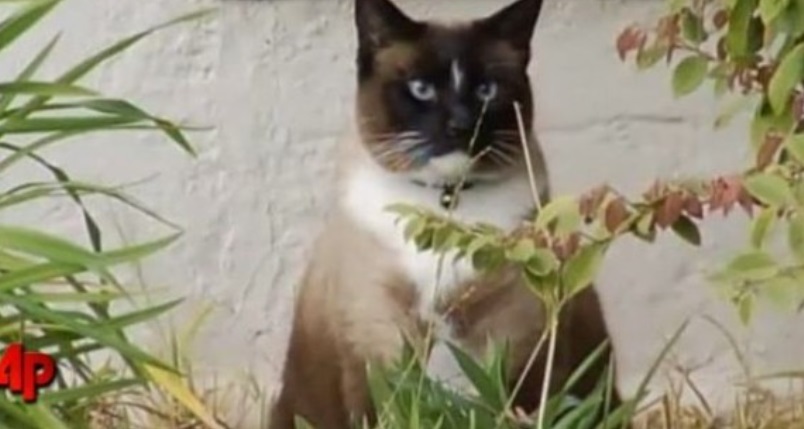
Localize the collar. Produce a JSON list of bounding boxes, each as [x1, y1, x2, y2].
[[410, 179, 475, 210]]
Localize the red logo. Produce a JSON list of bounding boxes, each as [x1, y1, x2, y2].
[[0, 343, 57, 403]]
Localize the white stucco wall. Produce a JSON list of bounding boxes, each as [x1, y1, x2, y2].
[[9, 0, 804, 425]]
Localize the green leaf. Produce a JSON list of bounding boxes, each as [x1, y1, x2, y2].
[[784, 133, 804, 165], [726, 251, 779, 282], [750, 207, 777, 248], [761, 275, 802, 310], [673, 55, 709, 97], [636, 44, 668, 70], [668, 0, 686, 14], [535, 196, 578, 232], [562, 243, 607, 297], [671, 215, 702, 246], [727, 0, 759, 57], [445, 342, 504, 409], [681, 9, 706, 44], [788, 214, 804, 261], [759, 0, 790, 24], [715, 95, 754, 129], [743, 172, 793, 206], [525, 248, 559, 276], [760, 0, 792, 23], [507, 238, 536, 262], [768, 42, 804, 114]]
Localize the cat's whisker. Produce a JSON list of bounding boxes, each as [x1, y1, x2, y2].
[[489, 146, 516, 166], [489, 153, 511, 168]]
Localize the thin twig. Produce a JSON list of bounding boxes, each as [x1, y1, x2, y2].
[[513, 101, 543, 211], [537, 314, 559, 429], [494, 329, 549, 428]]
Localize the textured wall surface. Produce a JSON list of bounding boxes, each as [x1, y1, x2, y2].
[[12, 0, 804, 424]]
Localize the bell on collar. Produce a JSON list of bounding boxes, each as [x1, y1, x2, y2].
[[439, 185, 459, 210]]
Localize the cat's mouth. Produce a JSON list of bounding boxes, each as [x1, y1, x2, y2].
[[364, 130, 523, 183]]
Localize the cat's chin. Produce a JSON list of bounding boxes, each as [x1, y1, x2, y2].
[[399, 151, 511, 187]]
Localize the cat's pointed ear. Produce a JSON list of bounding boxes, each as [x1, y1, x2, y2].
[[478, 0, 544, 53], [355, 0, 423, 51]]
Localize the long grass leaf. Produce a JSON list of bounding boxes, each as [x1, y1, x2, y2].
[[144, 363, 227, 429], [0, 115, 141, 133], [0, 81, 96, 97], [0, 0, 59, 55], [0, 261, 84, 291], [37, 378, 141, 405], [0, 292, 174, 371], [0, 180, 180, 230], [0, 225, 100, 266], [2, 9, 213, 154], [0, 33, 60, 113], [0, 142, 103, 250], [102, 233, 181, 265], [617, 319, 690, 429], [104, 299, 183, 330], [0, 131, 78, 173]]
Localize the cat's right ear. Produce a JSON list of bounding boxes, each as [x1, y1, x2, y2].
[[355, 0, 423, 52]]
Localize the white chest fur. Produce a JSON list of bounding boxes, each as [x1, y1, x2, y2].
[[341, 160, 535, 317]]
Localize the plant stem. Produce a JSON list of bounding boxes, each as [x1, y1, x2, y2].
[[537, 311, 559, 429], [513, 101, 543, 212]]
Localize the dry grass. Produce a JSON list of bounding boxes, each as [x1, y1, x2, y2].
[[631, 365, 804, 429]]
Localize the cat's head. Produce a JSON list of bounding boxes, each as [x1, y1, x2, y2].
[[354, 0, 544, 184]]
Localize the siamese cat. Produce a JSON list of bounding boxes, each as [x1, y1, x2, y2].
[[268, 0, 620, 428]]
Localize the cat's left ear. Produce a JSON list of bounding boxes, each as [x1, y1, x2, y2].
[[478, 0, 545, 54], [355, 0, 423, 52]]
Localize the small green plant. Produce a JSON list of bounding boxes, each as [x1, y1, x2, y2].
[[616, 0, 804, 324], [0, 1, 220, 428]]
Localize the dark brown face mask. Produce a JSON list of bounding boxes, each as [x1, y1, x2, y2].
[[353, 0, 545, 177]]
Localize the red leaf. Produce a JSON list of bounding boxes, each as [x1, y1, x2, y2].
[[616, 26, 646, 61], [655, 192, 684, 229], [604, 198, 630, 233], [579, 185, 610, 222], [683, 194, 704, 219], [720, 176, 743, 216]]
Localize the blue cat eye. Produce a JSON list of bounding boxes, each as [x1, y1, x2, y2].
[[407, 79, 437, 101], [475, 81, 498, 102]]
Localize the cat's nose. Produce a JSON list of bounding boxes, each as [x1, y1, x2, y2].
[[446, 115, 473, 137]]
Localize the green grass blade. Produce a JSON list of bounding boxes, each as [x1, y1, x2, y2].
[[0, 131, 78, 173], [103, 299, 183, 330], [0, 292, 175, 371], [2, 9, 213, 155], [0, 261, 84, 292], [0, 142, 103, 250], [0, 33, 60, 113], [37, 378, 141, 405], [0, 0, 59, 55], [0, 225, 101, 266], [0, 81, 96, 97], [0, 115, 141, 133], [0, 180, 180, 230], [101, 233, 182, 265], [20, 291, 128, 304]]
